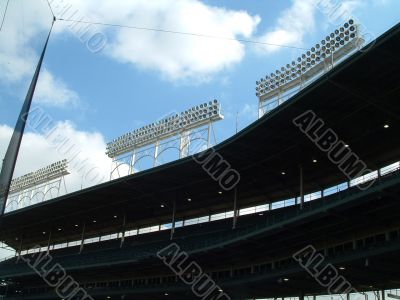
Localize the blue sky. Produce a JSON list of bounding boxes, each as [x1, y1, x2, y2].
[[0, 0, 399, 186]]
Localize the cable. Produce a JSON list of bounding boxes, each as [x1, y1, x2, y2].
[[57, 18, 308, 51], [45, 0, 56, 20], [0, 0, 10, 32]]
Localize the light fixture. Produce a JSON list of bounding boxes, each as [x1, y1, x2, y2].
[[9, 159, 69, 194], [42, 232, 46, 235], [164, 293, 169, 296], [106, 101, 223, 158], [57, 228, 62, 231], [283, 278, 289, 282], [384, 124, 389, 128], [218, 288, 223, 292], [313, 159, 317, 163], [281, 171, 286, 175], [75, 224, 79, 227], [187, 198, 191, 202], [93, 220, 97, 223], [160, 204, 165, 208], [218, 191, 222, 194], [344, 144, 349, 148], [339, 267, 346, 270], [113, 215, 117, 219], [256, 19, 360, 106]]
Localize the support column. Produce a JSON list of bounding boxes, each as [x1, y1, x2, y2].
[[153, 141, 159, 167], [347, 293, 351, 300], [207, 122, 212, 148], [300, 165, 304, 209], [381, 290, 385, 300], [16, 237, 23, 262], [46, 229, 52, 255], [170, 198, 176, 240], [130, 149, 136, 175], [180, 130, 191, 158], [299, 291, 304, 300], [79, 222, 86, 254], [233, 186, 238, 229], [120, 213, 126, 248]]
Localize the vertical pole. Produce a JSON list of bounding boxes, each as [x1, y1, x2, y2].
[[299, 291, 304, 300], [233, 186, 238, 229], [381, 290, 385, 300], [153, 141, 159, 167], [56, 178, 62, 197], [347, 294, 351, 300], [17, 193, 22, 210], [130, 149, 136, 175], [235, 112, 238, 134], [29, 187, 35, 206], [46, 229, 52, 255], [120, 213, 126, 248], [207, 122, 212, 149], [0, 21, 54, 217], [180, 131, 190, 158], [170, 198, 176, 240], [79, 222, 86, 254], [17, 237, 23, 262], [300, 165, 304, 209], [43, 183, 49, 202], [62, 176, 67, 194]]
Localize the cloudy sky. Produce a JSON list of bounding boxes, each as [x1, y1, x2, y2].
[[0, 0, 399, 257]]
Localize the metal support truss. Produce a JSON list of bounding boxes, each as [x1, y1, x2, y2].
[[4, 175, 67, 213], [110, 124, 216, 180]]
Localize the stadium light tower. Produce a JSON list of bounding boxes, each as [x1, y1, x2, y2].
[[4, 159, 69, 213], [107, 100, 223, 179], [256, 19, 364, 117]]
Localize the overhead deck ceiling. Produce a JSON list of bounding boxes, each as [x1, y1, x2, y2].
[[1, 22, 400, 249]]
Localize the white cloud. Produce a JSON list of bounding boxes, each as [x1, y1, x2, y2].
[[256, 0, 318, 54], [256, 0, 363, 54], [0, 122, 111, 197], [34, 68, 79, 107], [51, 0, 260, 81], [0, 0, 80, 107]]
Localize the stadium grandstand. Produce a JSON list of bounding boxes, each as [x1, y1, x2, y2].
[[0, 17, 400, 300]]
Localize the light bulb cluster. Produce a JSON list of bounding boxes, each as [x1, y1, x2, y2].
[[256, 20, 358, 99], [9, 160, 69, 193], [106, 100, 223, 158]]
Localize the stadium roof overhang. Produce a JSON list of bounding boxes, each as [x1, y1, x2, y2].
[[1, 22, 400, 250]]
